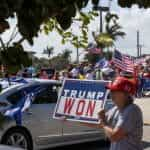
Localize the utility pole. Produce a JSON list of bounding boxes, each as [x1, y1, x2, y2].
[[139, 45, 142, 57], [137, 30, 140, 57], [100, 9, 103, 33], [93, 3, 110, 80], [76, 44, 79, 64], [93, 6, 109, 33]]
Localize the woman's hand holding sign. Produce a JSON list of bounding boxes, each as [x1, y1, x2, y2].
[[97, 109, 106, 128], [98, 109, 105, 121], [78, 109, 106, 128]]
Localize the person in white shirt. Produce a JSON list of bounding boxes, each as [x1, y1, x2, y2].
[[85, 69, 94, 80], [70, 67, 79, 78]]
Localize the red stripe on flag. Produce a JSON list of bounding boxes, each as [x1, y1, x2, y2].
[[113, 51, 134, 73]]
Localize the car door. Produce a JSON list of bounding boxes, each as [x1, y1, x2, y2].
[[62, 115, 105, 142], [22, 83, 63, 146]]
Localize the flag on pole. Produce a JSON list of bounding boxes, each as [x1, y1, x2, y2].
[[112, 50, 134, 73], [95, 58, 109, 69], [134, 57, 145, 65], [4, 86, 46, 125]]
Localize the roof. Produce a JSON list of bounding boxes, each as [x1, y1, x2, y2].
[[30, 78, 61, 84], [0, 79, 62, 99]]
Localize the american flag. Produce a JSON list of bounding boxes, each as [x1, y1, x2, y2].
[[88, 47, 102, 54], [134, 57, 145, 65], [112, 50, 134, 73]]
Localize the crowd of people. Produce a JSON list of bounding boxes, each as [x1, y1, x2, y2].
[[41, 56, 150, 83], [1, 55, 150, 97]]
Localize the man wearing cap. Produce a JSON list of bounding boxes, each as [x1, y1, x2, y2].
[[82, 76, 143, 150]]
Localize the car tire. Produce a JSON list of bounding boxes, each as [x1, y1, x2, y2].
[[1, 127, 33, 150]]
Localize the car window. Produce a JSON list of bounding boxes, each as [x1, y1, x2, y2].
[[7, 85, 40, 105], [22, 85, 40, 94], [33, 84, 60, 104], [7, 90, 23, 105]]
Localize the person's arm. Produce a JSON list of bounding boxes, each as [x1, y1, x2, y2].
[[103, 108, 137, 142], [80, 121, 104, 128], [102, 125, 127, 142], [81, 120, 127, 141]]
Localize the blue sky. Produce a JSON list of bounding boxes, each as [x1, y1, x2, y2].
[[1, 0, 150, 61]]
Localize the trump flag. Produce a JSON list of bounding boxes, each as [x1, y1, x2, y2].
[[53, 79, 110, 124]]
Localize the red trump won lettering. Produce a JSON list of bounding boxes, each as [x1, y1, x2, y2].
[[85, 101, 96, 117], [64, 98, 75, 114]]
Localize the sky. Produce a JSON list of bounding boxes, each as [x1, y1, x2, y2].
[[1, 0, 150, 61]]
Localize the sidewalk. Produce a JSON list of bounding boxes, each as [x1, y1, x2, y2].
[[143, 126, 150, 150], [135, 97, 150, 125], [135, 98, 150, 149]]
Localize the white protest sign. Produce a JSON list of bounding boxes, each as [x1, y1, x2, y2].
[[53, 79, 110, 124]]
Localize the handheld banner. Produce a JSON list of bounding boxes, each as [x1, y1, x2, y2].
[[53, 79, 110, 124]]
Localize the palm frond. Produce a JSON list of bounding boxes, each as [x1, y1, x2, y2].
[[111, 31, 126, 40], [43, 46, 54, 57]]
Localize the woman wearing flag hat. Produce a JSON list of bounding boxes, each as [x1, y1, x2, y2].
[[98, 76, 143, 150]]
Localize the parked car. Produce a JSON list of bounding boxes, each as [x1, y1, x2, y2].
[[0, 79, 106, 150], [0, 77, 28, 91]]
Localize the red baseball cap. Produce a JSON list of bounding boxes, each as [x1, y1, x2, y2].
[[106, 76, 136, 95]]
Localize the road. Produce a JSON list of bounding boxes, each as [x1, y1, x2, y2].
[[49, 125, 150, 150]]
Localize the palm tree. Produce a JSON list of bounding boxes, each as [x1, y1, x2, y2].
[[61, 49, 72, 61], [92, 12, 125, 50], [43, 46, 54, 58], [105, 12, 126, 40]]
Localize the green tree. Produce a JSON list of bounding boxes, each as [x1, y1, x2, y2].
[[0, 0, 148, 45], [84, 53, 100, 64], [117, 0, 150, 8], [50, 49, 72, 70], [105, 13, 126, 41], [61, 49, 72, 61], [43, 11, 98, 50], [0, 0, 101, 45], [84, 50, 113, 64], [0, 43, 32, 73], [93, 12, 125, 49]]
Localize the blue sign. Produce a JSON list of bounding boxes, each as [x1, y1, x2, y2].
[[54, 79, 110, 124]]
